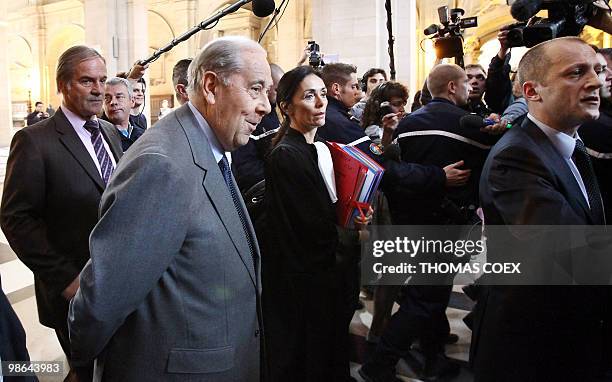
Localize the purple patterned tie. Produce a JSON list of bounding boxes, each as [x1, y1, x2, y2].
[[83, 120, 115, 185]]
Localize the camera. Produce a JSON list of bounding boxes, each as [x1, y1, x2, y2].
[[307, 40, 324, 69], [379, 101, 393, 120], [423, 6, 478, 64], [505, 0, 597, 47]]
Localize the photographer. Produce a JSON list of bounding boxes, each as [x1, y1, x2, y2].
[[351, 68, 388, 122], [360, 81, 407, 143], [26, 101, 49, 126], [484, 27, 514, 114]]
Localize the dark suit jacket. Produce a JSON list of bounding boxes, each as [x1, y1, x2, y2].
[[390, 98, 500, 224], [118, 124, 145, 151], [0, 274, 37, 382], [69, 104, 261, 381], [0, 107, 122, 329], [473, 118, 608, 381]]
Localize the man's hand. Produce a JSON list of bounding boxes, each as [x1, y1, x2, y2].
[[443, 160, 471, 187], [297, 45, 309, 66], [354, 206, 374, 242], [62, 276, 80, 300], [480, 113, 508, 135], [587, 2, 612, 34], [127, 61, 149, 81], [497, 28, 511, 59]]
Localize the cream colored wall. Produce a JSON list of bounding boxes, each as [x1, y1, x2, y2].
[[3, 0, 610, 142]]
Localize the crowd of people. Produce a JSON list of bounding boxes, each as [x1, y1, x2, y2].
[[1, 8, 612, 382]]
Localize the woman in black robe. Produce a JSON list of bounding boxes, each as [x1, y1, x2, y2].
[[263, 65, 366, 381]]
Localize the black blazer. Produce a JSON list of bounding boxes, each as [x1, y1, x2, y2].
[[472, 118, 608, 381], [0, 107, 122, 329], [0, 274, 36, 382]]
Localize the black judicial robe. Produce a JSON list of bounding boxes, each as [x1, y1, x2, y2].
[[262, 127, 339, 380]]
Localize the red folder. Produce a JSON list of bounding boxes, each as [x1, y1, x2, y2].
[[327, 142, 370, 227]]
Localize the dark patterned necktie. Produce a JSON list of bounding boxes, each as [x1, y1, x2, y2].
[[218, 155, 256, 269], [572, 139, 605, 224], [83, 120, 115, 185]]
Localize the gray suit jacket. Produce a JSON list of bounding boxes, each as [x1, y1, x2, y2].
[[68, 104, 262, 381]]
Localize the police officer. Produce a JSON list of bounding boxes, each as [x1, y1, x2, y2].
[[360, 64, 501, 382]]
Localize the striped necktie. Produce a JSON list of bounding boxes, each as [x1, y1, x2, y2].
[[83, 120, 115, 185]]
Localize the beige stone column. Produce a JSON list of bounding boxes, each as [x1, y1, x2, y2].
[[275, 0, 307, 71], [126, 0, 150, 126], [0, 1, 12, 146]]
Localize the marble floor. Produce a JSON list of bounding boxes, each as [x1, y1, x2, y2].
[[0, 144, 475, 381]]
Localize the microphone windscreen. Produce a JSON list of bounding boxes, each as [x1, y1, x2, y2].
[[510, 0, 543, 22], [459, 114, 486, 130], [252, 0, 275, 17]]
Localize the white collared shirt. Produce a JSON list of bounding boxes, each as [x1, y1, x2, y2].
[[528, 113, 590, 207], [187, 102, 232, 165], [61, 104, 117, 176]]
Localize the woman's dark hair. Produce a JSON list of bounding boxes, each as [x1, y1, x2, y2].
[[361, 81, 408, 128], [272, 65, 322, 147]]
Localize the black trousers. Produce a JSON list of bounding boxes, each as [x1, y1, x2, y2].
[[364, 285, 453, 372], [56, 321, 93, 382]]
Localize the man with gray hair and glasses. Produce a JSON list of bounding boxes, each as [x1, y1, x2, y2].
[[69, 36, 271, 381], [103, 77, 145, 151], [1, 45, 123, 381]]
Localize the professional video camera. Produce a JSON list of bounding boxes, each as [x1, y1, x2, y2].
[[505, 0, 598, 47], [423, 6, 478, 66], [307, 40, 324, 69]]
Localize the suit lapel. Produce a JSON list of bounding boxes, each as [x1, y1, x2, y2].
[[99, 120, 124, 161], [175, 105, 258, 284], [524, 121, 593, 223], [54, 109, 105, 190]]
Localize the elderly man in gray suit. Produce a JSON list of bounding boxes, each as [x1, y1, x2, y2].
[[68, 36, 272, 381]]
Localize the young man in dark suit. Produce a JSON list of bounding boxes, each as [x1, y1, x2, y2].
[[0, 45, 122, 379], [473, 37, 607, 382]]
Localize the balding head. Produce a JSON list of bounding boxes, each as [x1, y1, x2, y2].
[[427, 64, 470, 106], [518, 37, 603, 133]]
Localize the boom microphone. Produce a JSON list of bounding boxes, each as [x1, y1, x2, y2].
[[510, 0, 544, 22], [252, 0, 276, 17]]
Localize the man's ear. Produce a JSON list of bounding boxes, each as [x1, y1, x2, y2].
[[176, 84, 187, 98], [130, 97, 135, 108], [523, 81, 541, 102], [331, 83, 341, 97], [57, 80, 67, 95], [448, 81, 457, 96], [201, 71, 220, 105]]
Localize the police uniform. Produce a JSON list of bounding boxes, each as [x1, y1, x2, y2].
[[362, 97, 501, 378]]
